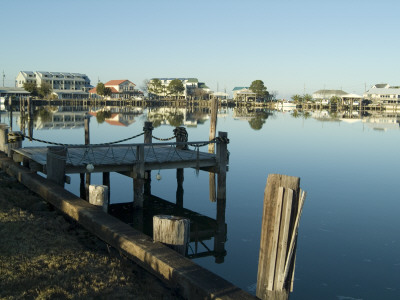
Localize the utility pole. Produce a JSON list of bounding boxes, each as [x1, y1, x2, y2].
[[2, 70, 5, 87]]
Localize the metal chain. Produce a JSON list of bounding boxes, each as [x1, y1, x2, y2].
[[8, 131, 145, 146]]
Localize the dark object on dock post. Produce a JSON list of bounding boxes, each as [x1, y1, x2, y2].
[[46, 146, 67, 187], [256, 174, 306, 300], [153, 215, 190, 255], [84, 114, 91, 200]]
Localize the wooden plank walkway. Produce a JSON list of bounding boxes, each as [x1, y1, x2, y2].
[[13, 143, 218, 174]]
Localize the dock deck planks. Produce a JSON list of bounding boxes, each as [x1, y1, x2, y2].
[[14, 144, 218, 174]]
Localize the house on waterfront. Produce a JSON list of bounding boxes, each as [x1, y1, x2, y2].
[[89, 80, 142, 100], [0, 87, 31, 100], [232, 87, 256, 102], [363, 84, 400, 106], [147, 78, 211, 100], [312, 89, 348, 100], [16, 71, 92, 100]]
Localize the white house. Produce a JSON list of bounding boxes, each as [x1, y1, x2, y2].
[[16, 71, 92, 99], [363, 84, 400, 105], [89, 79, 141, 99], [148, 78, 210, 100], [232, 87, 256, 102]]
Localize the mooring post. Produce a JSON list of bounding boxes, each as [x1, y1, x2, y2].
[[133, 144, 145, 208], [47, 146, 67, 187], [7, 131, 23, 158], [153, 215, 190, 255], [175, 126, 187, 206], [0, 124, 8, 153], [216, 131, 228, 201], [84, 114, 91, 200], [215, 131, 228, 263], [102, 172, 110, 201], [176, 168, 184, 209], [256, 174, 306, 300], [88, 184, 109, 213], [143, 121, 153, 195]]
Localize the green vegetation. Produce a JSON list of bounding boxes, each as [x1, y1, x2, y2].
[[167, 79, 185, 99], [96, 110, 112, 123], [249, 80, 269, 100], [248, 111, 271, 130], [23, 82, 39, 97]]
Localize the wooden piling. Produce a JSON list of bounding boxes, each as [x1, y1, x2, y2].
[[256, 174, 305, 300], [133, 144, 145, 208], [216, 132, 228, 201], [144, 121, 153, 195], [88, 184, 109, 212], [153, 215, 190, 255], [46, 146, 67, 187]]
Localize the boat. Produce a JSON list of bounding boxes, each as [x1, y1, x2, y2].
[[275, 101, 297, 110]]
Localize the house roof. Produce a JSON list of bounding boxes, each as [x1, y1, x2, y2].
[[313, 89, 348, 95], [232, 87, 249, 91], [105, 80, 135, 86], [89, 87, 119, 94]]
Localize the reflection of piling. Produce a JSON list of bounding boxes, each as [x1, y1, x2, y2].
[[256, 174, 306, 300], [209, 98, 218, 202]]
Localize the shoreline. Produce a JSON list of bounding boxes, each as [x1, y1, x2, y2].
[[0, 169, 181, 299]]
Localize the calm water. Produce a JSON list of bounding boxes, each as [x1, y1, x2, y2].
[[4, 106, 400, 299]]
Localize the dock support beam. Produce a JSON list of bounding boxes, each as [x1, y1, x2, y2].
[[47, 146, 66, 187]]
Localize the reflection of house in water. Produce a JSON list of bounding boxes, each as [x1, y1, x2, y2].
[[147, 107, 209, 127], [362, 112, 400, 131], [233, 107, 258, 121], [33, 106, 88, 130], [89, 107, 143, 127]]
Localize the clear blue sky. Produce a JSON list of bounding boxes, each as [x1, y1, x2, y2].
[[1, 0, 399, 99]]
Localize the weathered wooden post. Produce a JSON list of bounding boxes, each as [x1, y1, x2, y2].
[[80, 114, 90, 200], [47, 146, 67, 187], [153, 215, 190, 255], [144, 121, 153, 195], [89, 184, 109, 213], [133, 144, 145, 208], [256, 174, 306, 300], [214, 131, 228, 263], [175, 126, 187, 207], [0, 124, 9, 153]]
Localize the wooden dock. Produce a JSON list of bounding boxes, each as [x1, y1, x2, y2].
[[13, 142, 219, 175]]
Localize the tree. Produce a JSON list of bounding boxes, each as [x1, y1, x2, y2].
[[23, 82, 38, 97], [104, 87, 112, 97], [167, 79, 185, 99], [291, 94, 302, 103], [303, 94, 313, 103], [249, 80, 269, 100], [148, 79, 163, 100], [96, 82, 105, 96], [38, 82, 53, 98]]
